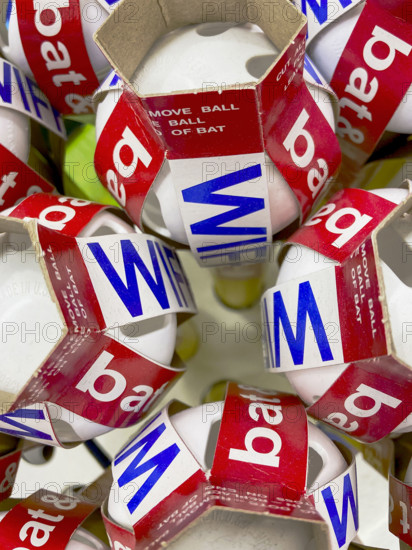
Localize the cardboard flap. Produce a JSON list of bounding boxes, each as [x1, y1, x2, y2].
[[94, 90, 165, 224], [95, 0, 305, 89], [329, 0, 412, 184], [16, 0, 99, 115], [308, 359, 412, 443]]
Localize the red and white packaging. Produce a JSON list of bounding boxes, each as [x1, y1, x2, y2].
[[103, 382, 358, 550], [295, 0, 412, 182], [261, 185, 412, 443], [387, 435, 412, 546], [0, 58, 65, 209], [1, 0, 112, 115], [0, 488, 108, 549], [0, 435, 22, 503], [0, 208, 196, 448], [93, 0, 341, 267]]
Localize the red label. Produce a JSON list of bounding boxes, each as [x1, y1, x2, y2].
[[289, 188, 397, 263], [32, 334, 184, 428], [8, 194, 108, 236], [308, 360, 412, 442], [0, 489, 96, 549], [94, 91, 164, 227], [264, 83, 341, 220], [38, 224, 105, 330], [141, 87, 263, 159], [337, 238, 387, 363], [330, 1, 412, 179], [102, 507, 136, 550], [0, 448, 21, 502], [16, 0, 100, 115], [389, 473, 412, 544], [0, 145, 55, 209], [212, 384, 308, 500]]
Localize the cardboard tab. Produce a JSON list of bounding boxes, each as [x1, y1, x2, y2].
[[389, 474, 412, 545], [264, 81, 341, 221], [170, 153, 273, 266], [0, 489, 96, 549], [330, 1, 412, 180], [32, 334, 185, 429], [0, 58, 65, 137], [289, 188, 397, 263], [0, 145, 56, 210], [16, 0, 100, 115], [141, 87, 263, 159]]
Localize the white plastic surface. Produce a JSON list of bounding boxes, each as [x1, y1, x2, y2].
[[96, 23, 336, 244], [308, 1, 412, 133], [0, 229, 63, 396]]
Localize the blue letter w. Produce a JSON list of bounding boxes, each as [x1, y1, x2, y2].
[[88, 239, 169, 317], [182, 165, 266, 236], [273, 281, 333, 367], [115, 422, 180, 515], [321, 473, 359, 547], [0, 409, 53, 441], [300, 0, 351, 24]]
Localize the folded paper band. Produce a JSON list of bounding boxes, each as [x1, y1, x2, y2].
[[261, 186, 412, 442], [14, 0, 103, 115], [94, 3, 341, 266], [0, 488, 107, 549], [104, 383, 358, 550], [0, 216, 196, 445]]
